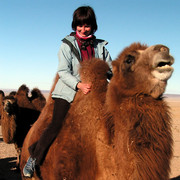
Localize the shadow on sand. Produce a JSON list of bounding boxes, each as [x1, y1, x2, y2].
[[0, 157, 21, 180], [171, 176, 180, 180]]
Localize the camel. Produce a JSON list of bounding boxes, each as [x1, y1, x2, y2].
[[0, 90, 5, 103], [9, 91, 17, 97], [0, 90, 16, 124], [1, 85, 46, 167], [20, 43, 174, 180], [0, 90, 5, 124]]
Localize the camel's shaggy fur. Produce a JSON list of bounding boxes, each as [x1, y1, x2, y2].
[[0, 90, 5, 124], [0, 90, 16, 125], [1, 85, 46, 167], [20, 43, 174, 180]]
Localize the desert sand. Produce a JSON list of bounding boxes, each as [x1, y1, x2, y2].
[[165, 95, 180, 179], [0, 94, 179, 179]]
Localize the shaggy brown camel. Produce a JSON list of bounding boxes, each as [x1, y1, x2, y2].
[[1, 85, 46, 167], [0, 90, 16, 125], [0, 90, 5, 124], [20, 43, 174, 180]]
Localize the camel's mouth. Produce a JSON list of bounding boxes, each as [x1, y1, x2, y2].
[[152, 57, 174, 81]]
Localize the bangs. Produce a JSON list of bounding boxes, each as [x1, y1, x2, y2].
[[76, 16, 92, 26]]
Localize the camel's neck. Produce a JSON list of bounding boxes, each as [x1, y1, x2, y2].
[[108, 95, 172, 179]]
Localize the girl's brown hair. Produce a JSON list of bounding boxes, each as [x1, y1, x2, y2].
[[72, 6, 98, 34]]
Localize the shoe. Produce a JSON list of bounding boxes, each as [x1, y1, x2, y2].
[[23, 156, 36, 178]]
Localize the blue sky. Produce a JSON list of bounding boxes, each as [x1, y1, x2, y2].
[[0, 0, 180, 94]]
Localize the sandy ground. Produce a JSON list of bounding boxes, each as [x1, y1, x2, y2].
[[0, 128, 21, 179], [0, 94, 179, 180], [166, 95, 180, 179]]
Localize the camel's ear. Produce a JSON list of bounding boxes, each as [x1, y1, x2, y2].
[[112, 61, 119, 74]]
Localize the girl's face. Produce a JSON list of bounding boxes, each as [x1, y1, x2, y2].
[[76, 24, 92, 37]]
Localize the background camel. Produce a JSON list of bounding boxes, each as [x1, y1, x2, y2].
[[1, 85, 46, 167], [0, 90, 16, 125], [0, 90, 5, 124], [20, 43, 174, 180]]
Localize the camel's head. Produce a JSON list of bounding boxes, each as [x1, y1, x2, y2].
[[111, 43, 174, 98], [2, 96, 18, 116]]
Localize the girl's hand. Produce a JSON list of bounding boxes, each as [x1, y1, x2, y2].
[[77, 82, 91, 95]]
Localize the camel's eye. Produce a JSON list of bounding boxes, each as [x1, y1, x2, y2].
[[125, 55, 135, 64]]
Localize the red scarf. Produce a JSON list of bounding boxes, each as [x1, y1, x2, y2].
[[75, 31, 95, 61]]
